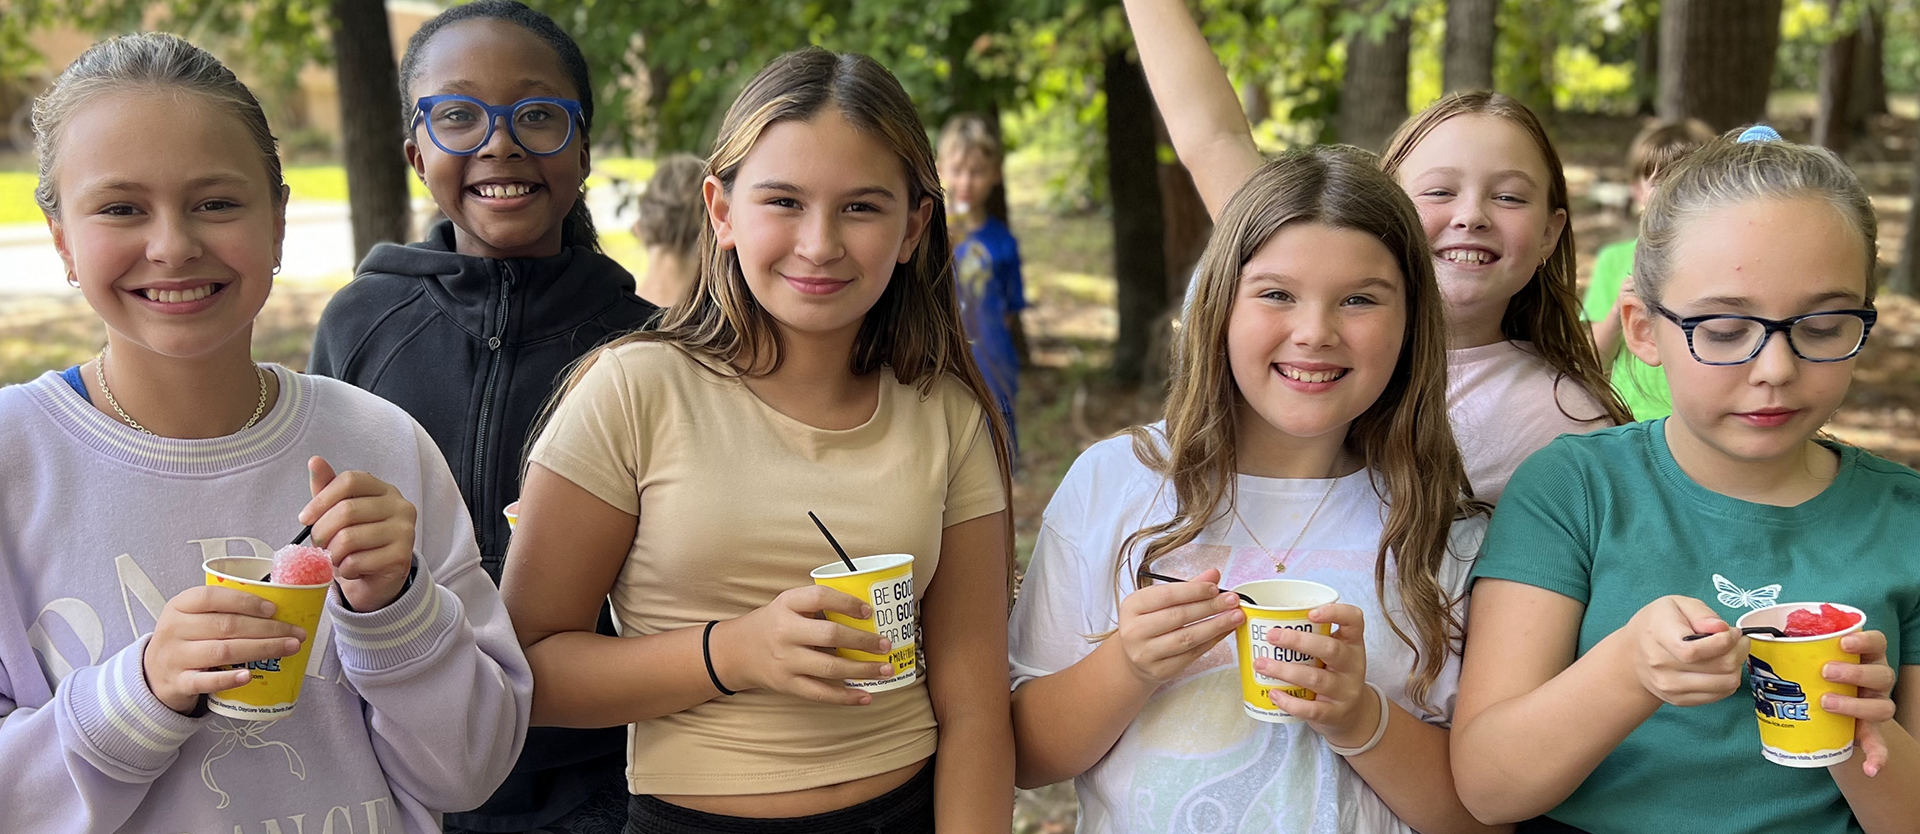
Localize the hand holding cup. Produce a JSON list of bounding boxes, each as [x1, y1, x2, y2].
[[1115, 568, 1245, 685], [711, 585, 896, 706], [1257, 602, 1378, 747], [142, 586, 307, 715], [1817, 628, 1897, 776]]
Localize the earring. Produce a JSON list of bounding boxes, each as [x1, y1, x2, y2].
[[65, 271, 80, 288], [271, 262, 282, 276]]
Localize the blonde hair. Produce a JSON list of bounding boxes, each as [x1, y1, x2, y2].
[[1635, 130, 1879, 305], [1380, 92, 1633, 426], [33, 32, 285, 218], [1627, 118, 1717, 183], [937, 113, 1003, 166], [635, 153, 707, 256], [538, 48, 1015, 595], [1121, 145, 1481, 711]]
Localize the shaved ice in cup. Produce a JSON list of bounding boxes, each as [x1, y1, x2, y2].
[[203, 555, 331, 719], [272, 544, 334, 586], [1738, 602, 1865, 767], [1783, 604, 1861, 638]]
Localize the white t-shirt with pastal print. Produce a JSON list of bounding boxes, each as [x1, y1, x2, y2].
[[1010, 430, 1485, 834]]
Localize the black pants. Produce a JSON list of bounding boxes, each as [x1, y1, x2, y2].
[[624, 762, 934, 834], [444, 774, 629, 834], [1518, 817, 1594, 834]]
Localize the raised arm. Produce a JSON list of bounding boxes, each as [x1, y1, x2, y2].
[[1121, 0, 1264, 218]]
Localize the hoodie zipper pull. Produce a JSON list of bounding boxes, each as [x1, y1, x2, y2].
[[489, 265, 514, 351]]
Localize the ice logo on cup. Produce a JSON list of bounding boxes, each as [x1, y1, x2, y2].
[[1739, 601, 1865, 768], [811, 554, 919, 693], [1748, 656, 1811, 721]]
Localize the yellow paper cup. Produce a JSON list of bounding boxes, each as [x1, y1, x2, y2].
[[1234, 579, 1340, 723], [1738, 602, 1864, 768], [810, 554, 918, 693], [203, 556, 329, 720], [503, 501, 519, 531]]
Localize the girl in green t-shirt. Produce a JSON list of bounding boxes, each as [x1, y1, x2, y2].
[[1455, 130, 1918, 833]]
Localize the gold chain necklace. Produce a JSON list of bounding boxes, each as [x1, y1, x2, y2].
[[96, 346, 267, 436], [1232, 471, 1340, 574]]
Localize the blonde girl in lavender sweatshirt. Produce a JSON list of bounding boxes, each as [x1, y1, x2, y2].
[[0, 33, 530, 834]]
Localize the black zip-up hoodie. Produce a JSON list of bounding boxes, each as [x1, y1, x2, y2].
[[309, 220, 656, 830]]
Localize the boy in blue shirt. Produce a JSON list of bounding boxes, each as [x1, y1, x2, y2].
[[939, 114, 1027, 446]]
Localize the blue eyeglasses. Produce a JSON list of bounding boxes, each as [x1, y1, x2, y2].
[[412, 95, 583, 156]]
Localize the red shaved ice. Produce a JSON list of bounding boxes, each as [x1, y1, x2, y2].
[[272, 544, 334, 586], [1782, 603, 1860, 638]]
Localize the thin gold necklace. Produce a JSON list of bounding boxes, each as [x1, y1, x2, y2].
[[96, 346, 267, 436], [1232, 466, 1341, 574]]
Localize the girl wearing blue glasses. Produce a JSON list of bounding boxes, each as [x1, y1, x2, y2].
[[1453, 130, 1920, 834], [308, 2, 655, 833]]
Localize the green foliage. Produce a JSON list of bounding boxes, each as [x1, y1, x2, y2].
[[523, 0, 1021, 155], [0, 170, 46, 224], [1, 0, 335, 148]]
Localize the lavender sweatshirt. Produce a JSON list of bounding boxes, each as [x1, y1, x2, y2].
[[0, 367, 532, 833]]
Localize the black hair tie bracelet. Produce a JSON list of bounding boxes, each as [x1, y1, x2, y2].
[[702, 620, 737, 696]]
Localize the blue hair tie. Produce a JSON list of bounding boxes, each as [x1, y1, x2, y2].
[[1737, 125, 1783, 144]]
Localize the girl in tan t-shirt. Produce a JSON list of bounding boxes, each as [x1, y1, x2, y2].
[[503, 48, 1015, 833]]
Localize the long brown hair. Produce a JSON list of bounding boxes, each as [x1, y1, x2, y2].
[[537, 48, 1015, 596], [1121, 145, 1482, 711], [1380, 92, 1632, 426]]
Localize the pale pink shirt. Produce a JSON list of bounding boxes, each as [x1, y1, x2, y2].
[[1448, 340, 1613, 503]]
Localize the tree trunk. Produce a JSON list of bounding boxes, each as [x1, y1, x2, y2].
[[1158, 119, 1211, 302], [1894, 116, 1920, 296], [1504, 16, 1557, 119], [1814, 0, 1856, 153], [1242, 82, 1272, 125], [1657, 0, 1784, 131], [1634, 14, 1659, 116], [1443, 0, 1497, 93], [331, 0, 411, 260], [1105, 49, 1170, 385], [1338, 9, 1413, 152], [1849, 3, 1887, 124]]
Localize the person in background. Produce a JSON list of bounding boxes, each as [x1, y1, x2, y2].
[[938, 114, 1027, 446], [1584, 118, 1716, 421], [632, 153, 707, 308]]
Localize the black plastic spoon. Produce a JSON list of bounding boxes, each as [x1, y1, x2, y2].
[[1143, 571, 1256, 605], [1682, 626, 1787, 641]]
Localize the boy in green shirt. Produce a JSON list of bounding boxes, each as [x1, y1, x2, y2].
[[1584, 118, 1715, 420]]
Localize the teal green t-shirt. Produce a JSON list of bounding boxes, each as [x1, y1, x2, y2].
[[1473, 420, 1920, 834], [1583, 238, 1672, 420]]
